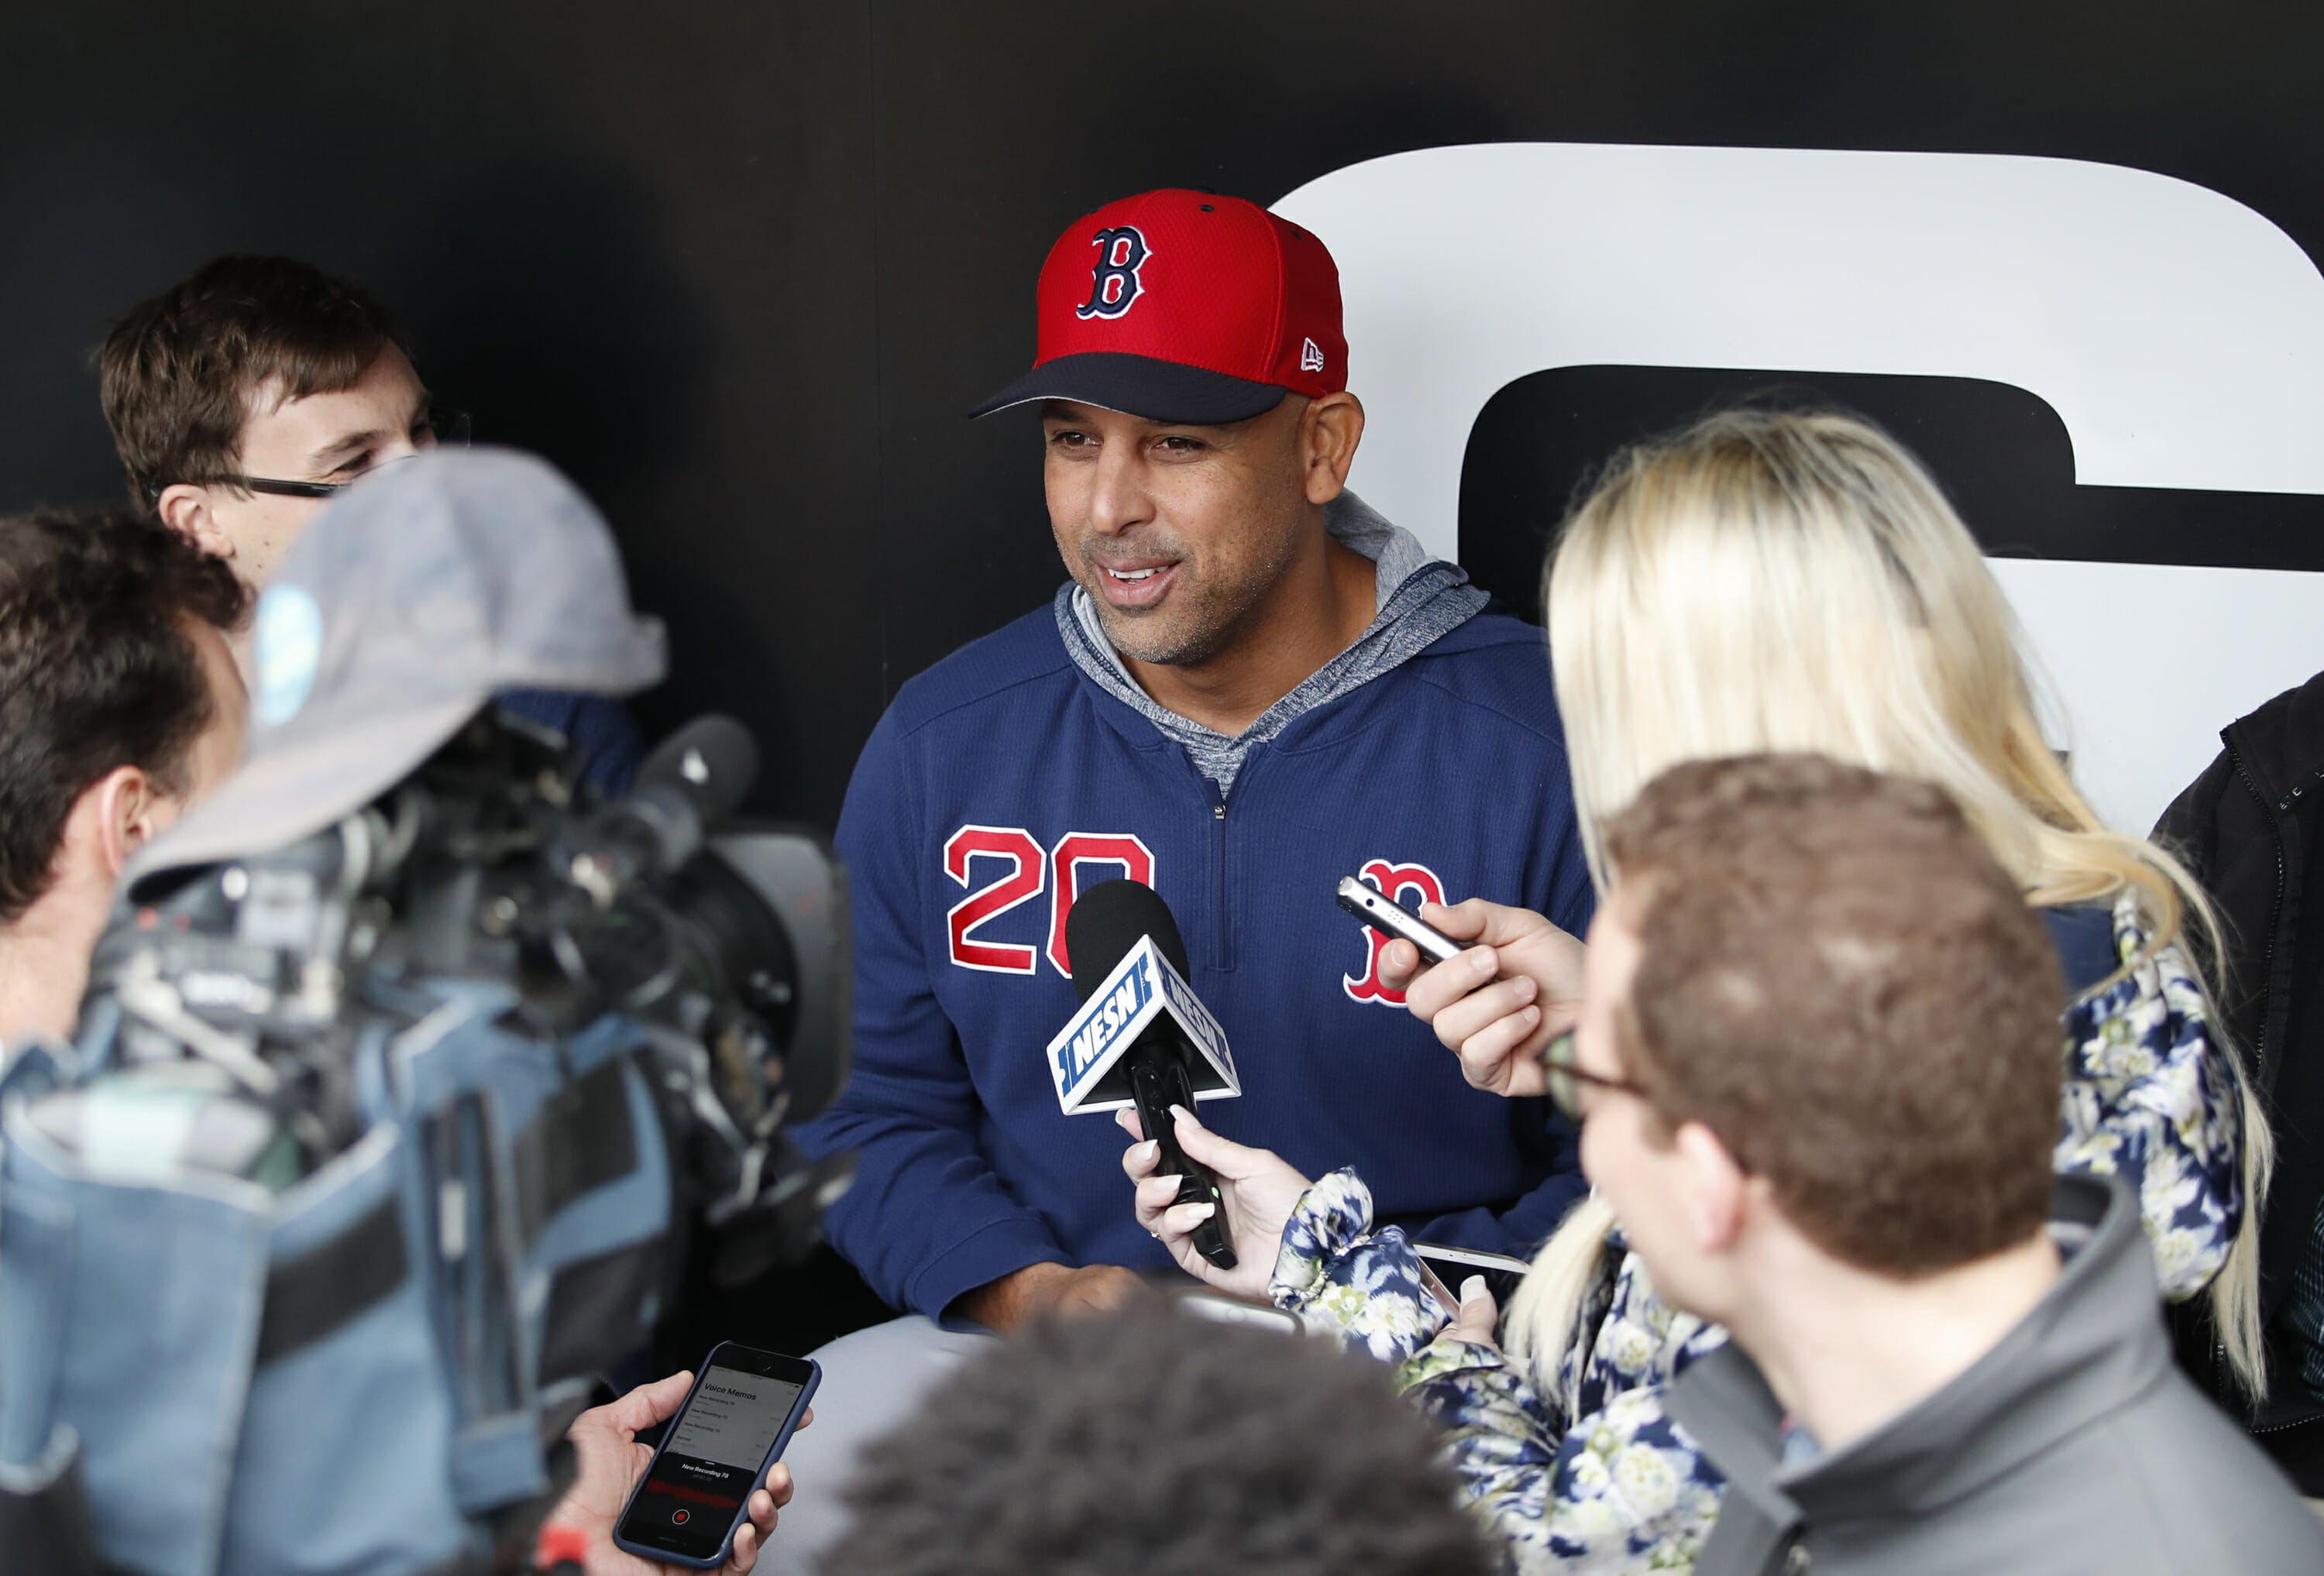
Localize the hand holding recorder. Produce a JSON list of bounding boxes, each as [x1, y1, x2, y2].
[[539, 1361, 808, 1574], [1361, 889, 1589, 1100]]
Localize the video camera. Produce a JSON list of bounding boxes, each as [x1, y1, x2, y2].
[[0, 706, 851, 1576], [101, 704, 850, 1275]]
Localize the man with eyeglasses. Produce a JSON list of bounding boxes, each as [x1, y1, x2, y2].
[[98, 255, 643, 793], [1131, 754, 2324, 1575]]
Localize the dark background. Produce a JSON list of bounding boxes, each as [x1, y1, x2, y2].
[[5, 0, 2322, 830], [4, 0, 2319, 1352]]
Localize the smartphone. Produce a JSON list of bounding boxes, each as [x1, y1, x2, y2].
[[1336, 874, 1465, 966], [611, 1343, 820, 1569], [1412, 1242, 1532, 1310], [1175, 1289, 1305, 1336]]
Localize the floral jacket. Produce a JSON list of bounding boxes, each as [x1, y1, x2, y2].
[[1269, 898, 2246, 1574]]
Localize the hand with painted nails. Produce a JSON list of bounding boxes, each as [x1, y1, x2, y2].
[[1119, 1103, 1310, 1302], [1375, 897, 1587, 1099], [1446, 1274, 1502, 1350]]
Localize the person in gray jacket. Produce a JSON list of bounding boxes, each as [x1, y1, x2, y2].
[[1549, 754, 2324, 1575]]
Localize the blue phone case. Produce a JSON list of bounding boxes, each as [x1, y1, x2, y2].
[[610, 1343, 822, 1569]]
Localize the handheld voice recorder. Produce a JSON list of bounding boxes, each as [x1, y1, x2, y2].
[[1336, 874, 1466, 966]]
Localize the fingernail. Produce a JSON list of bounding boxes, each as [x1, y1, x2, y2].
[[1188, 1203, 1216, 1221], [1462, 1276, 1487, 1302], [1170, 1103, 1195, 1124], [1514, 975, 1536, 999], [1136, 1141, 1159, 1162]]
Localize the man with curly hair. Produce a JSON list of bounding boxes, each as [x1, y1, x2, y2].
[[820, 1298, 1491, 1576]]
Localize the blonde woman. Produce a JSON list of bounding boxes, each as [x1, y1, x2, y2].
[[1121, 408, 2264, 1573]]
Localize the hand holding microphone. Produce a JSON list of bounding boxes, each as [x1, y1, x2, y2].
[[1056, 880, 1245, 1269], [1117, 1103, 1311, 1303], [1373, 897, 1589, 1100]]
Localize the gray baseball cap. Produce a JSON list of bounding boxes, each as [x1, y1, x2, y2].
[[134, 448, 666, 879]]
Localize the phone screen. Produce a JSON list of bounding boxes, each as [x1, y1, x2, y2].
[[617, 1360, 808, 1561]]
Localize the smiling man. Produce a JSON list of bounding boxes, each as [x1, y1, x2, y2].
[[98, 256, 642, 792], [776, 188, 1595, 1569]]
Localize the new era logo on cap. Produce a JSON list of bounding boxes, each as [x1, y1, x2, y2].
[[971, 188, 1348, 426]]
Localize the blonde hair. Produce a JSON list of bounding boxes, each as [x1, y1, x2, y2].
[[1506, 408, 2271, 1401]]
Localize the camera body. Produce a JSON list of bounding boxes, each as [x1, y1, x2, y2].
[[0, 710, 851, 1576]]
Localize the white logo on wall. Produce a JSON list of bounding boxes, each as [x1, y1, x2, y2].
[[1274, 143, 2324, 833]]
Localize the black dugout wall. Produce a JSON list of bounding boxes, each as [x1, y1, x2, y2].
[[1, 0, 2319, 826]]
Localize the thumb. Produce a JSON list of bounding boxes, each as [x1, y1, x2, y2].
[[1450, 1276, 1501, 1347], [1169, 1104, 1274, 1179], [1419, 899, 1490, 943], [599, 1371, 693, 1437]]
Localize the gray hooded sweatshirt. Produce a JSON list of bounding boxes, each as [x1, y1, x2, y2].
[[1669, 1173, 2324, 1575], [1055, 489, 1486, 799]]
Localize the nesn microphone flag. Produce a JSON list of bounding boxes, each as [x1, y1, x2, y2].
[[1045, 933, 1239, 1114]]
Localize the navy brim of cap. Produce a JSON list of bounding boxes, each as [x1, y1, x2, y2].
[[968, 352, 1288, 425]]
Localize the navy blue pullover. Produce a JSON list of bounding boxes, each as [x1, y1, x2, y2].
[[499, 688, 644, 796], [798, 605, 1597, 1320]]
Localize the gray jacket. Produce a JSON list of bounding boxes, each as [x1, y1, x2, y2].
[[1668, 1173, 2324, 1575]]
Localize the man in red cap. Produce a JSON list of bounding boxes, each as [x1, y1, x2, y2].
[[777, 190, 1593, 1566]]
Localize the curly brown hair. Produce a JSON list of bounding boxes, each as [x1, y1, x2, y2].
[[0, 508, 248, 922], [1605, 753, 2064, 1274], [823, 1300, 1494, 1576]]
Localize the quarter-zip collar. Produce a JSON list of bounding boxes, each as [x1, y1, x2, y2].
[[1054, 491, 1487, 800], [1673, 1175, 2165, 1572]]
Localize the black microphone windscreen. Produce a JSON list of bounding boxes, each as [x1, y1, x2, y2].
[[637, 714, 759, 825], [1066, 878, 1191, 1001]]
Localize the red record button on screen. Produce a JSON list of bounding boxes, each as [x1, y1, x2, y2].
[[672, 1509, 691, 1525]]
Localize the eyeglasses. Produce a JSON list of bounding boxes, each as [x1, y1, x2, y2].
[[235, 407, 472, 498], [150, 408, 473, 502], [1542, 1031, 1650, 1124]]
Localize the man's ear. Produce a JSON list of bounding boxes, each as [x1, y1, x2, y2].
[[1674, 1120, 1749, 1255], [156, 484, 236, 562], [88, 765, 171, 879], [1300, 391, 1365, 505]]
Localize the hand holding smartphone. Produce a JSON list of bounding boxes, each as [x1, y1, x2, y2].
[[612, 1344, 820, 1569], [1412, 1241, 1531, 1311]]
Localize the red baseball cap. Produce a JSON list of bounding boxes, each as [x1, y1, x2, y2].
[[971, 188, 1348, 424]]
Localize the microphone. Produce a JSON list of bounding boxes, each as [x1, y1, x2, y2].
[[560, 715, 759, 905], [1054, 880, 1240, 1270]]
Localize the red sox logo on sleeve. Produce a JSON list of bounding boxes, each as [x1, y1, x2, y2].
[[1342, 857, 1448, 1006], [944, 824, 1155, 977]]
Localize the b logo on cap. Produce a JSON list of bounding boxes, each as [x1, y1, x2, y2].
[[1076, 225, 1150, 320]]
